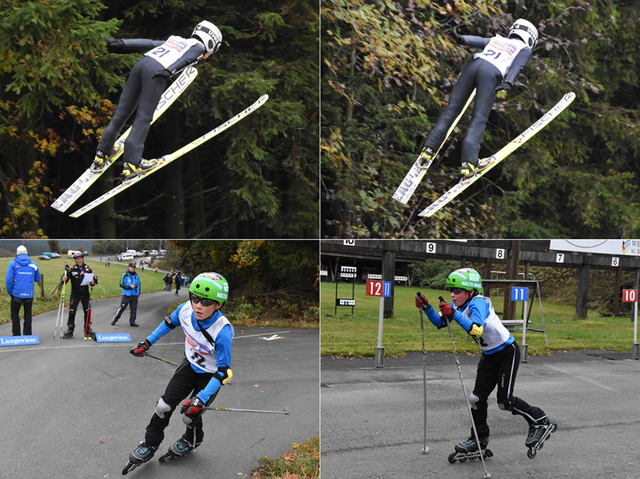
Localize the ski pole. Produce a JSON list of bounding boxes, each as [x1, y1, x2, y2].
[[439, 296, 491, 479], [416, 291, 430, 454], [143, 352, 178, 366], [202, 406, 290, 415]]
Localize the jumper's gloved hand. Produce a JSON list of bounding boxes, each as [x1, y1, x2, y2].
[[449, 30, 464, 44], [495, 82, 512, 99], [181, 396, 204, 416], [152, 69, 172, 81], [415, 292, 430, 310], [130, 339, 151, 357], [439, 300, 453, 321], [105, 37, 124, 52]]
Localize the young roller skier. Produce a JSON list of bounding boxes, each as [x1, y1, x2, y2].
[[415, 268, 553, 457], [122, 272, 233, 474], [418, 19, 537, 178], [92, 21, 222, 179]]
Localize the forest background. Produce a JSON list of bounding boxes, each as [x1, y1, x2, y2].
[[0, 0, 318, 239], [322, 0, 640, 238]]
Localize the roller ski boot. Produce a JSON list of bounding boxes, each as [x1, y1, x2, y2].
[[448, 436, 493, 464], [460, 158, 490, 179], [122, 441, 157, 475], [526, 418, 557, 459], [159, 437, 198, 463], [62, 327, 74, 339], [122, 159, 158, 180], [417, 146, 435, 170]]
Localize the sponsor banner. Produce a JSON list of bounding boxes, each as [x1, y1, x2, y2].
[[95, 333, 132, 343], [0, 335, 40, 347]]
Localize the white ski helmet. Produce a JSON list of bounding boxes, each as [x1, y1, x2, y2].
[[509, 19, 538, 48], [192, 20, 222, 54]]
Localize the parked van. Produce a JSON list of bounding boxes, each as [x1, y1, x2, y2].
[[68, 250, 79, 258]]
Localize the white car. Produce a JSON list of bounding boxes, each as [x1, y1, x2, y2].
[[118, 253, 134, 261]]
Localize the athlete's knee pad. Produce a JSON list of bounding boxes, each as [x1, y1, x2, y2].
[[154, 397, 172, 419]]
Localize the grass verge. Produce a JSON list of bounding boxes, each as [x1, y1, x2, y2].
[[321, 283, 637, 357], [251, 436, 319, 479]]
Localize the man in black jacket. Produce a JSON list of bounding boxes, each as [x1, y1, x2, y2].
[[62, 252, 97, 339]]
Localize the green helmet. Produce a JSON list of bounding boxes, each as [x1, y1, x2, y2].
[[446, 268, 482, 295], [188, 272, 229, 305]]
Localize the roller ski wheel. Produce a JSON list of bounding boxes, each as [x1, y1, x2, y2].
[[526, 422, 557, 459], [448, 448, 493, 464], [159, 438, 197, 463], [122, 461, 140, 475]]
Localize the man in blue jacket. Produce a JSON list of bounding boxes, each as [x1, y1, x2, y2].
[[111, 263, 141, 327], [5, 245, 41, 336]]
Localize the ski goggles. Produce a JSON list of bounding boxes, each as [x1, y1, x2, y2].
[[189, 292, 218, 307], [449, 288, 467, 295]]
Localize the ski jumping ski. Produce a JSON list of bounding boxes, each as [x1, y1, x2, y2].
[[69, 94, 269, 218], [392, 89, 476, 205], [418, 92, 576, 218], [51, 66, 198, 213]]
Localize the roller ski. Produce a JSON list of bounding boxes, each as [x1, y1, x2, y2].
[[158, 437, 197, 463], [526, 419, 557, 459], [448, 436, 493, 464], [62, 326, 74, 339], [122, 441, 157, 475]]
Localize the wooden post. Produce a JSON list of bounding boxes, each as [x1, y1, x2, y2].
[[613, 265, 622, 314], [502, 241, 521, 320], [39, 273, 45, 299], [460, 256, 466, 268], [382, 244, 396, 318], [576, 258, 591, 318]]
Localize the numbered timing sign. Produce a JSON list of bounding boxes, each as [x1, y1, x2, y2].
[[623, 289, 638, 303], [366, 280, 391, 297], [511, 287, 529, 302]]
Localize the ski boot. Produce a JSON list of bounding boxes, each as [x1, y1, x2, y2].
[[448, 436, 493, 464], [460, 158, 491, 179], [416, 146, 435, 170], [158, 437, 198, 463], [62, 327, 74, 339], [526, 418, 557, 459], [91, 144, 122, 172], [122, 159, 158, 180], [122, 441, 157, 475]]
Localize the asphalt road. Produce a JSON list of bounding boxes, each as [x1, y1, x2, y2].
[[0, 291, 319, 478], [321, 350, 640, 479]]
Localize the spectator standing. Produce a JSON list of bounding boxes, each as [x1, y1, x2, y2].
[[5, 245, 40, 336], [112, 263, 141, 327]]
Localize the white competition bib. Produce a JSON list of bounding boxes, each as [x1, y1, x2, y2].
[[474, 35, 527, 77], [178, 302, 234, 373], [460, 296, 511, 352], [145, 35, 201, 69]]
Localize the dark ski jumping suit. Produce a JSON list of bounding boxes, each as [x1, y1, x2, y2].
[[97, 36, 207, 167], [424, 34, 532, 166]]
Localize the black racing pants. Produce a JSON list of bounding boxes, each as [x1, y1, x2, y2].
[[112, 295, 138, 324], [144, 358, 220, 448], [470, 342, 546, 439], [97, 56, 167, 166], [425, 57, 502, 165], [67, 294, 90, 331], [10, 297, 33, 336]]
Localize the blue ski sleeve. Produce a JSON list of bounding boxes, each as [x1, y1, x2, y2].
[[196, 324, 233, 403], [452, 298, 489, 333], [5, 261, 14, 296], [503, 48, 532, 85], [146, 303, 184, 345], [460, 35, 491, 49], [424, 304, 446, 329]]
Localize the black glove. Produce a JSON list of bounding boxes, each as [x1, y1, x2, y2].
[[130, 339, 151, 357], [105, 37, 124, 53], [152, 69, 172, 81], [495, 82, 512, 93], [450, 30, 464, 44], [180, 396, 204, 416]]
